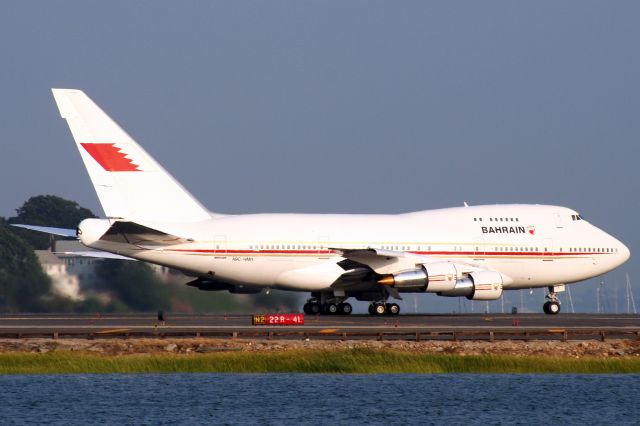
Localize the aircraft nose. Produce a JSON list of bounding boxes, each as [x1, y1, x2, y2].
[[620, 242, 631, 264]]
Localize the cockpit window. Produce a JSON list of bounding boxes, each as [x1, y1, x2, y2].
[[571, 214, 585, 221]]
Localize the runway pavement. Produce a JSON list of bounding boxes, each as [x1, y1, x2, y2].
[[0, 313, 638, 336]]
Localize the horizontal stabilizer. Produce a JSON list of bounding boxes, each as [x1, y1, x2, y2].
[[11, 224, 77, 238], [55, 251, 136, 261]]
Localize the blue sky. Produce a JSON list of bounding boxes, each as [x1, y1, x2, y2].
[[1, 1, 638, 311]]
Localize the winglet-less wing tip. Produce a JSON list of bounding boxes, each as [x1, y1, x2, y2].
[[11, 224, 77, 238]]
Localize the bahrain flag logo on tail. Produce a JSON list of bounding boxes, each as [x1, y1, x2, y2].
[[81, 143, 141, 172]]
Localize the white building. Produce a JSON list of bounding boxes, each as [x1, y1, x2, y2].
[[35, 249, 97, 300], [36, 240, 180, 300]]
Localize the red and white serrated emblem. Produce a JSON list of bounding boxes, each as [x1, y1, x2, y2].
[[81, 143, 141, 172], [527, 226, 535, 235]]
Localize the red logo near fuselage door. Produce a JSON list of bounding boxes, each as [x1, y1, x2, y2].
[[80, 143, 141, 172], [527, 226, 536, 235]]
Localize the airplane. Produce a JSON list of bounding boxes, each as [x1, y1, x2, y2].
[[14, 89, 631, 316]]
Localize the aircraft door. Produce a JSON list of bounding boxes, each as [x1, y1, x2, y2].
[[554, 213, 564, 229], [214, 235, 227, 259], [542, 238, 554, 260], [318, 235, 331, 258], [473, 236, 485, 259]]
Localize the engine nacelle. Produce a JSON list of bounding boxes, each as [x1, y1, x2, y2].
[[438, 271, 503, 300], [378, 262, 460, 292], [379, 264, 503, 300]]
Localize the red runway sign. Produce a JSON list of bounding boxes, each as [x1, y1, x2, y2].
[[252, 314, 305, 326]]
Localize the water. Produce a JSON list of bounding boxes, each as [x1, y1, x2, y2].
[[0, 374, 638, 425]]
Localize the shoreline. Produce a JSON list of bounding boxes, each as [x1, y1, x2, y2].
[[1, 338, 640, 374]]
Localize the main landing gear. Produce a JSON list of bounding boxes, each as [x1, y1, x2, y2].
[[302, 290, 401, 316], [543, 285, 563, 315], [303, 300, 353, 315], [368, 302, 400, 316]]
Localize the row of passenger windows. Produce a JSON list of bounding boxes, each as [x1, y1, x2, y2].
[[569, 247, 617, 253], [487, 247, 615, 253], [382, 245, 428, 251], [473, 217, 520, 222], [247, 245, 324, 250], [217, 244, 619, 254]]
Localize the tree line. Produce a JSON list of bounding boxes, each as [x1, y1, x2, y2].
[[0, 195, 297, 313]]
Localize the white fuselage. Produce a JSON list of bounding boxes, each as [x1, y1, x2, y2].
[[83, 204, 630, 292]]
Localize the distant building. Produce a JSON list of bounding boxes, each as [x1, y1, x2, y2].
[[35, 240, 181, 300], [35, 249, 96, 300]]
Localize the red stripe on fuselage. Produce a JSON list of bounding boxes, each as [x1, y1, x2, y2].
[[164, 249, 611, 257]]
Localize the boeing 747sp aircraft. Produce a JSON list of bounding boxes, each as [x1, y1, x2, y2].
[[16, 89, 630, 315]]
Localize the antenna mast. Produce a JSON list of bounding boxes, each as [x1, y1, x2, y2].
[[626, 273, 637, 314]]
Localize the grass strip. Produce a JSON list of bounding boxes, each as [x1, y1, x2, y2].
[[1, 349, 639, 374]]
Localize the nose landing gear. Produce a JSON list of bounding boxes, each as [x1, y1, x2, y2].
[[543, 285, 564, 315], [543, 300, 561, 315]]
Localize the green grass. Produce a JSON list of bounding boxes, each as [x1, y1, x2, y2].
[[1, 349, 640, 374]]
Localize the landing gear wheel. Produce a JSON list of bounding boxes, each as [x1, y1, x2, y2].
[[326, 303, 339, 315], [338, 303, 352, 315], [308, 303, 321, 315], [543, 301, 560, 315], [386, 303, 400, 315], [368, 304, 375, 315], [373, 303, 386, 315], [303, 303, 311, 314]]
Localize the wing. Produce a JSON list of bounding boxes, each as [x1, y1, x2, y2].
[[331, 247, 434, 275], [331, 246, 485, 273], [11, 224, 77, 237]]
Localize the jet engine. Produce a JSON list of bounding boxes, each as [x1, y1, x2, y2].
[[378, 263, 503, 300], [437, 270, 503, 300], [377, 262, 460, 292]]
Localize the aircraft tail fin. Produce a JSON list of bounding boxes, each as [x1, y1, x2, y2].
[[51, 89, 212, 223]]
